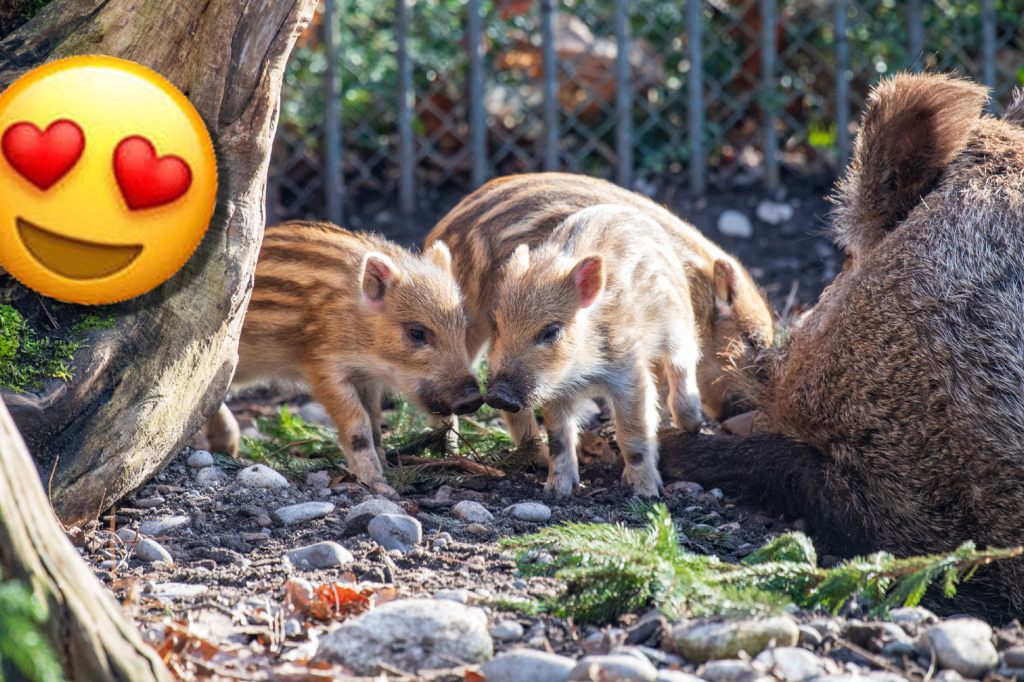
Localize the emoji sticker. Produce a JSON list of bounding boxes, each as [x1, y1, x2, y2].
[[0, 55, 217, 304]]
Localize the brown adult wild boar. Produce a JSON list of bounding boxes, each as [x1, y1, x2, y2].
[[426, 174, 774, 495], [206, 221, 482, 497], [660, 74, 1024, 619]]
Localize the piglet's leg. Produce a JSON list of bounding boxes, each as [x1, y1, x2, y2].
[[504, 409, 549, 467], [358, 383, 387, 465], [665, 349, 704, 432], [612, 366, 662, 497], [205, 403, 240, 457], [541, 400, 581, 498], [304, 367, 398, 498]]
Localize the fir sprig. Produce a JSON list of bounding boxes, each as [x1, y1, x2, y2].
[[502, 504, 1021, 624]]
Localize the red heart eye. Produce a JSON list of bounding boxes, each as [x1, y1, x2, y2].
[[113, 135, 192, 211], [1, 119, 85, 190]]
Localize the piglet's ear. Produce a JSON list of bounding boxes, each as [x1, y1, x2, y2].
[[360, 252, 396, 311], [571, 255, 604, 309], [503, 243, 531, 277], [713, 259, 737, 318], [425, 240, 452, 272]]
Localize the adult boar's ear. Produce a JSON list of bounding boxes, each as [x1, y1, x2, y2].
[[832, 73, 987, 255], [570, 255, 604, 309], [360, 252, 397, 311]]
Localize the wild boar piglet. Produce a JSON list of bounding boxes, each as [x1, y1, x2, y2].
[[484, 204, 709, 497], [205, 221, 481, 498]]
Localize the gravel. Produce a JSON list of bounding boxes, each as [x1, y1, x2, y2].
[[271, 501, 335, 526], [367, 513, 422, 552], [285, 541, 354, 570], [504, 501, 552, 522], [236, 464, 289, 489]]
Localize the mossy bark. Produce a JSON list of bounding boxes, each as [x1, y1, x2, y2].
[[0, 0, 318, 524]]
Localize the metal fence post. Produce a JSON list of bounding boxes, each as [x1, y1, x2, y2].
[[467, 0, 488, 186], [835, 0, 850, 170], [760, 0, 778, 190], [981, 0, 996, 111], [396, 0, 415, 215], [614, 0, 632, 188], [541, 0, 559, 172], [323, 0, 344, 225], [686, 0, 705, 194], [908, 0, 924, 72]]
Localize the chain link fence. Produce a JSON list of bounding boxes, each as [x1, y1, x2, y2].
[[267, 0, 1024, 229]]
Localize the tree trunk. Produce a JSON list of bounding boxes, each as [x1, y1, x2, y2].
[[0, 400, 172, 681], [0, 0, 317, 525]]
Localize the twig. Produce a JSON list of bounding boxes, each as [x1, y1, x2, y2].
[[780, 278, 800, 322], [391, 454, 505, 478], [34, 292, 59, 329], [833, 638, 906, 676]]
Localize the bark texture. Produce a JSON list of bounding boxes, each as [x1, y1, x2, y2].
[[0, 399, 173, 681], [0, 0, 317, 524]]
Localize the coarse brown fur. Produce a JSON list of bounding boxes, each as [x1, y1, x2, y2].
[[425, 173, 775, 485], [659, 74, 1024, 620], [205, 221, 480, 497]]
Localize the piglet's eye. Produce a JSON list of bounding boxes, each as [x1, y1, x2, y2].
[[405, 323, 432, 347], [535, 322, 563, 345]]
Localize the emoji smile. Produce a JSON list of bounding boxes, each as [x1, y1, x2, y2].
[[17, 217, 142, 280]]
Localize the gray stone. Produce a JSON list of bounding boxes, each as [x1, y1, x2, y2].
[[139, 515, 190, 537], [504, 501, 552, 522], [656, 673, 704, 682], [754, 647, 830, 681], [133, 496, 165, 509], [367, 513, 422, 553], [467, 522, 490, 535], [924, 619, 998, 677], [934, 672, 963, 682], [669, 616, 799, 662], [344, 497, 404, 533], [435, 588, 471, 604], [134, 538, 173, 564], [149, 583, 208, 599], [490, 620, 525, 641], [480, 649, 575, 682], [186, 450, 215, 468], [664, 481, 704, 498], [272, 501, 335, 526], [798, 625, 823, 648], [315, 598, 492, 674], [888, 606, 937, 629], [717, 210, 753, 239], [117, 528, 141, 543], [1003, 646, 1024, 668], [306, 470, 331, 489], [756, 200, 795, 225], [236, 464, 289, 489], [700, 659, 756, 682], [286, 541, 354, 570], [194, 466, 228, 487], [453, 500, 494, 524], [569, 654, 658, 682], [299, 401, 334, 427]]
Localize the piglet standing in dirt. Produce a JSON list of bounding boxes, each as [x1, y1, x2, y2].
[[484, 205, 716, 497], [427, 173, 774, 496], [205, 221, 482, 498]]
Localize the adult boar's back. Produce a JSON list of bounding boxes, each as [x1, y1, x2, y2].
[[660, 73, 1024, 621]]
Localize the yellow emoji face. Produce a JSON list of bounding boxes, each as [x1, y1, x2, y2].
[[0, 55, 217, 305]]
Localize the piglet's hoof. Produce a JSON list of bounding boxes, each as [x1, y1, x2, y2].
[[721, 410, 761, 437], [368, 480, 400, 500]]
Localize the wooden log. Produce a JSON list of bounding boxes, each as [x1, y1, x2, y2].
[[0, 0, 318, 524], [0, 399, 172, 681]]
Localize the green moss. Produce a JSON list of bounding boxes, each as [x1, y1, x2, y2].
[[0, 305, 82, 393], [0, 298, 118, 393]]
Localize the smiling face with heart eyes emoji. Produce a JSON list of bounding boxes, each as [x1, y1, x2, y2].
[[0, 55, 217, 304]]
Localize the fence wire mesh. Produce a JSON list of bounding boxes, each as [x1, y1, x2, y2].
[[268, 0, 1024, 225]]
